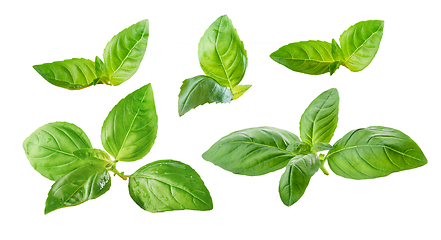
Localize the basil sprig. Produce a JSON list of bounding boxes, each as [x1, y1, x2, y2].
[[23, 84, 213, 214], [33, 19, 149, 89], [270, 20, 384, 75], [178, 15, 251, 116], [203, 88, 427, 206]]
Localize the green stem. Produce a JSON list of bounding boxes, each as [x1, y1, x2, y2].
[[109, 163, 129, 180], [320, 164, 329, 175]]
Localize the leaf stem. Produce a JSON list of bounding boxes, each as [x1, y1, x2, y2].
[[109, 164, 129, 180], [320, 164, 329, 176]]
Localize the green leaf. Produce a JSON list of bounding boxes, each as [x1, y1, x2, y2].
[[178, 75, 233, 117], [329, 61, 341, 76], [279, 154, 320, 206], [101, 83, 158, 161], [311, 142, 333, 153], [339, 20, 384, 72], [73, 148, 113, 168], [23, 122, 92, 181], [326, 126, 427, 180], [300, 88, 339, 146], [93, 56, 109, 85], [331, 38, 344, 61], [33, 58, 97, 90], [270, 40, 336, 75], [45, 165, 111, 214], [198, 15, 247, 88], [231, 84, 252, 100], [202, 127, 301, 176], [286, 142, 311, 155], [128, 160, 213, 213], [103, 19, 149, 86]]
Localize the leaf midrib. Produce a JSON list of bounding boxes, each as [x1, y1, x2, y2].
[[344, 22, 383, 64], [215, 16, 234, 90], [327, 144, 423, 162]]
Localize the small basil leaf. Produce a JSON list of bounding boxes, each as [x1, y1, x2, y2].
[[327, 126, 427, 180], [33, 58, 97, 90], [270, 40, 336, 75], [44, 165, 111, 214], [73, 148, 113, 168], [331, 38, 344, 62], [23, 122, 92, 181], [339, 20, 384, 72], [178, 75, 233, 117], [311, 142, 333, 153], [101, 83, 158, 161], [286, 142, 311, 155], [231, 84, 252, 100], [128, 160, 213, 213], [329, 61, 341, 76], [199, 15, 247, 88], [279, 154, 320, 206], [202, 127, 301, 176], [93, 56, 109, 85], [300, 88, 339, 146], [103, 19, 149, 86]]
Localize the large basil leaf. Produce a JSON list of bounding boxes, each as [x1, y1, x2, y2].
[[300, 88, 339, 146], [101, 83, 158, 161], [326, 126, 427, 180], [279, 154, 320, 206], [198, 15, 247, 88], [103, 19, 149, 86], [33, 58, 97, 90], [202, 127, 301, 176], [178, 75, 233, 117], [73, 148, 113, 168], [23, 122, 92, 181], [339, 20, 384, 72], [45, 165, 111, 214], [270, 40, 338, 75], [128, 160, 213, 213]]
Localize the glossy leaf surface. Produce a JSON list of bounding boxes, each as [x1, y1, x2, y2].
[[327, 126, 427, 179], [73, 148, 113, 168], [101, 83, 158, 161], [23, 122, 92, 181], [45, 165, 111, 214], [339, 20, 384, 72], [203, 127, 301, 176], [178, 75, 233, 117], [270, 40, 336, 75], [128, 160, 213, 213], [103, 19, 149, 86], [33, 58, 97, 90], [279, 154, 320, 206], [231, 84, 251, 100], [300, 88, 339, 146], [198, 15, 247, 88]]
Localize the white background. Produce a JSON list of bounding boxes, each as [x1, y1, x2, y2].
[[1, 0, 439, 239]]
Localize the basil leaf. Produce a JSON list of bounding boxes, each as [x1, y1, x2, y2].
[[198, 15, 247, 88], [286, 142, 311, 155], [45, 165, 111, 214], [331, 38, 344, 61], [101, 83, 158, 161], [178, 75, 233, 117], [311, 142, 333, 153], [202, 127, 301, 176], [33, 58, 97, 90], [279, 154, 320, 206], [270, 40, 336, 75], [300, 88, 339, 146], [329, 61, 341, 76], [73, 148, 113, 168], [103, 19, 149, 86], [326, 126, 427, 179], [128, 160, 213, 212], [94, 56, 109, 85], [231, 84, 252, 100], [23, 122, 92, 181], [339, 20, 384, 72]]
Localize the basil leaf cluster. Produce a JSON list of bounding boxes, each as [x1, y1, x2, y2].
[[178, 15, 251, 116], [270, 20, 384, 75], [33, 20, 149, 89], [203, 88, 427, 206], [23, 84, 213, 214]]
